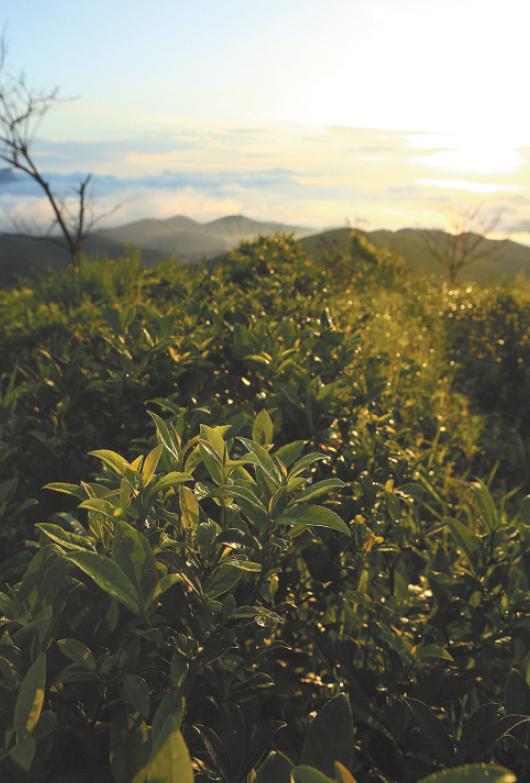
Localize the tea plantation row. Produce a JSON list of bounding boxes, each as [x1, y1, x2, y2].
[[0, 234, 528, 782]]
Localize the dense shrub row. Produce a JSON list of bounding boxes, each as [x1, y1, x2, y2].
[[0, 235, 528, 781]]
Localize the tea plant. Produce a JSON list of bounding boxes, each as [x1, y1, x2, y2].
[[0, 234, 529, 781]]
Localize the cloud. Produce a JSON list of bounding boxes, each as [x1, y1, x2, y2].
[[505, 217, 530, 234], [0, 124, 528, 238], [418, 179, 520, 195]]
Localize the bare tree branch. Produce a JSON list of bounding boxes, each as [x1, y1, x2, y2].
[[420, 201, 507, 284], [0, 33, 117, 267]]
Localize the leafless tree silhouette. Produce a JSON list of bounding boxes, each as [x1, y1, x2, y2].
[[421, 202, 506, 284], [0, 35, 116, 267]]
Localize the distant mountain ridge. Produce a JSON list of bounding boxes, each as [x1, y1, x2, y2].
[[0, 214, 312, 285], [301, 227, 530, 282], [1, 213, 530, 286], [97, 214, 313, 260]]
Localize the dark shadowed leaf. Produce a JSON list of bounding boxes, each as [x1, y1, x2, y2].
[[57, 638, 96, 670], [254, 750, 292, 783], [403, 697, 455, 765], [301, 694, 355, 777]]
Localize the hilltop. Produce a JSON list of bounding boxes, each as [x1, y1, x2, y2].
[[1, 213, 530, 286], [0, 214, 311, 285], [301, 227, 530, 282]]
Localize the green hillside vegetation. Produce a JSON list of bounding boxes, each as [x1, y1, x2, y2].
[[0, 232, 166, 287], [3, 215, 530, 289], [301, 228, 530, 282], [0, 215, 311, 286], [0, 233, 529, 782]]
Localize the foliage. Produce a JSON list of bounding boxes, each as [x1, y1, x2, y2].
[[0, 234, 529, 781], [443, 285, 530, 485]]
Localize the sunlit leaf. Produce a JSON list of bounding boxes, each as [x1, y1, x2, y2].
[[66, 551, 141, 615], [14, 653, 46, 738], [418, 765, 517, 783]]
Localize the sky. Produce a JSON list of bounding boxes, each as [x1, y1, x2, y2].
[[1, 0, 529, 240]]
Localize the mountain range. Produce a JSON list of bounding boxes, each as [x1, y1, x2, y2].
[[301, 227, 530, 282], [0, 215, 311, 285], [99, 214, 313, 260], [1, 213, 529, 286]]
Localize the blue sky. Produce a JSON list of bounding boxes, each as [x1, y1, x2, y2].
[[1, 1, 529, 238]]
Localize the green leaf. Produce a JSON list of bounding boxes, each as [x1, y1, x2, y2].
[[224, 482, 269, 528], [110, 707, 150, 783], [145, 723, 194, 783], [418, 764, 517, 783], [204, 564, 242, 598], [14, 653, 46, 738], [0, 591, 17, 619], [147, 574, 183, 608], [403, 697, 455, 765], [199, 439, 225, 485], [79, 497, 119, 519], [151, 692, 185, 751], [148, 472, 193, 499], [148, 411, 181, 461], [57, 638, 96, 670], [179, 486, 200, 528], [472, 480, 499, 531], [36, 523, 95, 552], [291, 767, 334, 783], [288, 452, 328, 480], [9, 736, 36, 771], [446, 518, 479, 570], [244, 352, 272, 365], [294, 478, 346, 504], [200, 424, 230, 457], [334, 762, 358, 783], [504, 669, 530, 715], [477, 714, 530, 755], [43, 482, 85, 499], [170, 653, 189, 689], [277, 504, 350, 536], [142, 445, 163, 486], [66, 551, 141, 615], [231, 605, 284, 625], [300, 693, 354, 777], [519, 495, 530, 523], [223, 558, 262, 573], [196, 520, 218, 555], [238, 437, 282, 486], [254, 751, 292, 783], [252, 409, 274, 445], [89, 449, 133, 477], [123, 673, 150, 719], [274, 440, 305, 468], [415, 644, 454, 662], [112, 521, 158, 604]]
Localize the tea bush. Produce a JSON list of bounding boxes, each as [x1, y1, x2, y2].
[[0, 234, 529, 781]]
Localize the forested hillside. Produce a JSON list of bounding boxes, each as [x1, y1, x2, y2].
[[0, 233, 528, 783], [3, 217, 530, 287]]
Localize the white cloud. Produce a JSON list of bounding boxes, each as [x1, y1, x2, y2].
[[2, 123, 529, 238]]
